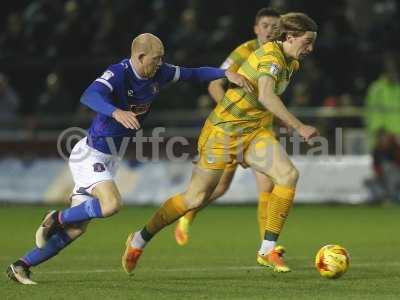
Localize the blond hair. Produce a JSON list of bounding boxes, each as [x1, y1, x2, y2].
[[270, 12, 318, 41]]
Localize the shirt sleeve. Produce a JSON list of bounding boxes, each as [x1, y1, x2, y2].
[[222, 44, 251, 72], [80, 81, 117, 116], [220, 57, 234, 70], [161, 63, 225, 83], [159, 63, 181, 83], [94, 64, 123, 92], [257, 55, 284, 82], [178, 67, 225, 82]]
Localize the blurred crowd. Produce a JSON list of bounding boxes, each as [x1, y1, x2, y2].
[[1, 0, 400, 202], [0, 0, 399, 119]]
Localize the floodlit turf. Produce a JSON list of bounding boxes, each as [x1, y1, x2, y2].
[[1, 204, 400, 299]]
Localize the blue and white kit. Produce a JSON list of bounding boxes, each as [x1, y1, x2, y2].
[[69, 58, 227, 204]]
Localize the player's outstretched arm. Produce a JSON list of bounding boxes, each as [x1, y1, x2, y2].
[[178, 67, 253, 93], [258, 75, 319, 142]]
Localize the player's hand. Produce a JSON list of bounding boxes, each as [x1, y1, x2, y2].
[[225, 70, 254, 93], [298, 124, 319, 144], [112, 109, 140, 129]]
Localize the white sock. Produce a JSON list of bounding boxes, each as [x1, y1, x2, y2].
[[258, 240, 276, 256], [130, 231, 147, 249]]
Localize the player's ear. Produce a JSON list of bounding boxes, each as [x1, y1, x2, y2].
[[137, 53, 146, 64], [253, 24, 259, 36]]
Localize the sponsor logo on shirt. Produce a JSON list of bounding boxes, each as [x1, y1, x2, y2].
[[129, 103, 151, 115]]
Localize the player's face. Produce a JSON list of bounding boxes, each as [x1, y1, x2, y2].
[[143, 48, 164, 78], [254, 16, 279, 44], [288, 31, 317, 60]]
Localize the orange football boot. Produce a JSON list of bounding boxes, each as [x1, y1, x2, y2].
[[257, 245, 291, 272], [122, 233, 143, 275], [174, 217, 190, 246]]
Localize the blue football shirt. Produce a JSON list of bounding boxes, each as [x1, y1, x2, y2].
[[85, 59, 181, 154]]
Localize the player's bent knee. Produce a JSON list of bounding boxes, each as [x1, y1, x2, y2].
[[286, 166, 300, 186], [278, 166, 299, 187], [211, 184, 229, 200], [76, 221, 90, 234], [111, 194, 123, 212], [99, 193, 123, 217], [183, 192, 209, 210], [259, 181, 274, 193], [254, 173, 274, 193], [291, 167, 300, 182], [92, 181, 123, 217], [65, 222, 89, 239], [68, 227, 85, 238]]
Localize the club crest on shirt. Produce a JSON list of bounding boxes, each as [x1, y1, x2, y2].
[[129, 103, 151, 115], [269, 64, 280, 76], [93, 162, 106, 172]]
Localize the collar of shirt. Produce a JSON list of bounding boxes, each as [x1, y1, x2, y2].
[[129, 59, 146, 80]]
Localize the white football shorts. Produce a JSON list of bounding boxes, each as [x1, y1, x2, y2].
[[69, 137, 120, 206]]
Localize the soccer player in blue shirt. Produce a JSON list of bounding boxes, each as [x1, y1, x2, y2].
[[6, 33, 252, 285]]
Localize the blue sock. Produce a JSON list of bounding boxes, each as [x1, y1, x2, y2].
[[60, 198, 103, 224], [22, 230, 72, 267]]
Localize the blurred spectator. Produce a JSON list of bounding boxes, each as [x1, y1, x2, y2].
[[196, 94, 214, 115], [208, 15, 234, 49], [289, 58, 332, 107], [348, 73, 369, 106], [365, 128, 400, 203], [170, 8, 206, 65], [364, 52, 400, 145], [23, 0, 63, 56], [319, 20, 337, 49], [36, 72, 75, 116], [0, 0, 398, 114], [143, 0, 174, 44], [0, 13, 25, 59], [345, 0, 373, 34], [0, 73, 20, 121], [47, 0, 88, 57], [289, 82, 311, 107], [90, 0, 117, 56]]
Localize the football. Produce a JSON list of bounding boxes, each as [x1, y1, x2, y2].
[[315, 244, 350, 279]]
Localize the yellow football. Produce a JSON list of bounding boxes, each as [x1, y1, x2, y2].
[[315, 244, 350, 279]]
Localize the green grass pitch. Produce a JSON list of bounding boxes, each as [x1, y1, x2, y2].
[[1, 204, 400, 299]]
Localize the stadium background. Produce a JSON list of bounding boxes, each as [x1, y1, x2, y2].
[[1, 1, 400, 299], [0, 0, 399, 204]]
